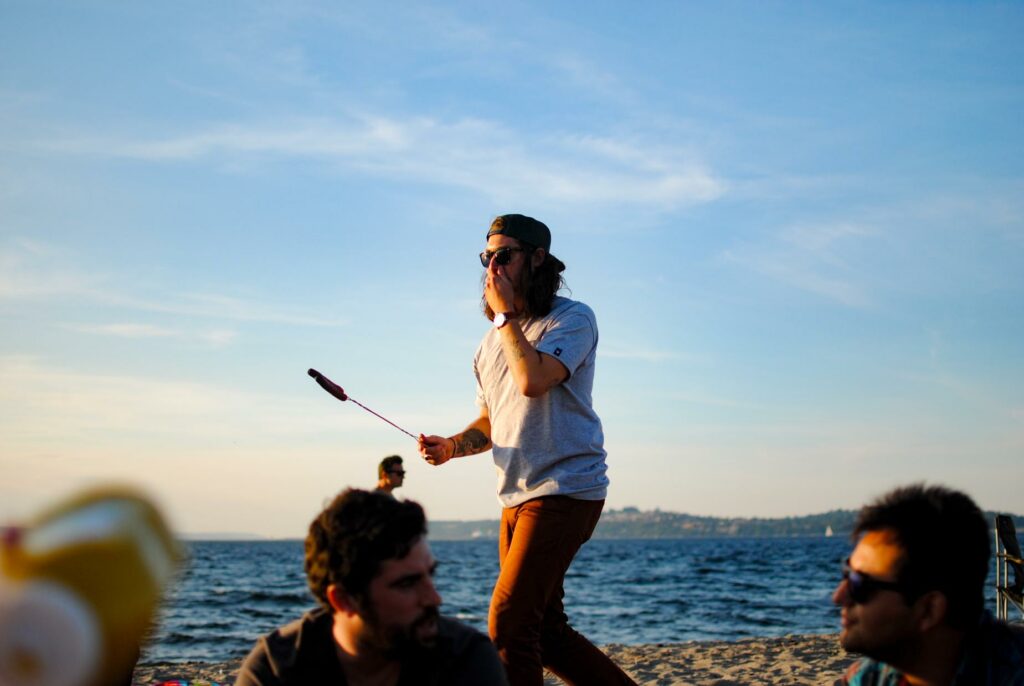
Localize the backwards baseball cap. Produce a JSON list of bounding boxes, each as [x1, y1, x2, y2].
[[487, 214, 551, 252]]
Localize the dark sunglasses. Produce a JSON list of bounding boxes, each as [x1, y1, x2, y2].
[[842, 558, 907, 604], [479, 246, 526, 268], [388, 469, 406, 476]]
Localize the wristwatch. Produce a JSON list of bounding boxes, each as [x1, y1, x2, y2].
[[493, 312, 515, 329]]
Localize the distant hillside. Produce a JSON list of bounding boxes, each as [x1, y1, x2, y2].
[[429, 508, 1024, 541], [429, 519, 502, 540], [591, 507, 859, 539]]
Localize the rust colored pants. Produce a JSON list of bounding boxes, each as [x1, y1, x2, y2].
[[488, 496, 638, 686]]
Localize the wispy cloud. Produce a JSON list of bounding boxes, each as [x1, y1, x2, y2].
[[780, 222, 873, 253], [38, 115, 725, 209], [0, 238, 101, 298], [106, 291, 345, 328], [65, 323, 178, 338], [661, 389, 763, 411], [601, 345, 698, 363], [550, 53, 630, 102], [897, 368, 1014, 418], [62, 322, 238, 347], [722, 221, 876, 307], [0, 239, 345, 328], [0, 355, 344, 439]]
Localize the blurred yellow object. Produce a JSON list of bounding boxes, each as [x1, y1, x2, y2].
[[0, 487, 181, 686]]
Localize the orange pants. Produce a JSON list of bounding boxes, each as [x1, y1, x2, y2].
[[488, 496, 638, 686]]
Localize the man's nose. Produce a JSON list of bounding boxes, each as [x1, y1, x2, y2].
[[832, 579, 850, 606], [422, 578, 442, 606]]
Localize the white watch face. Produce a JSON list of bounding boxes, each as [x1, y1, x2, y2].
[[494, 312, 507, 328]]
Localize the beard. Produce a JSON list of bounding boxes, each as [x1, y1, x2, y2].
[[358, 605, 441, 660], [841, 621, 920, 667]]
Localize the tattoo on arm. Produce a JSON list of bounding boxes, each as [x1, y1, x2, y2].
[[456, 429, 490, 455], [507, 337, 527, 362]]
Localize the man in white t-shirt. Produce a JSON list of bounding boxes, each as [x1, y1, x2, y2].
[[418, 215, 635, 686]]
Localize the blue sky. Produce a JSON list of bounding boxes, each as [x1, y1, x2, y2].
[[1, 2, 1021, 537]]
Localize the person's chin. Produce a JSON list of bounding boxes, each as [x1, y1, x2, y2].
[[838, 612, 854, 642], [839, 627, 866, 654], [414, 616, 439, 645]]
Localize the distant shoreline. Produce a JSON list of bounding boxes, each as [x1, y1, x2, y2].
[[181, 532, 848, 542], [181, 507, 1022, 541]]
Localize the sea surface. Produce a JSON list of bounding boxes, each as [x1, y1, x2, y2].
[[139, 536, 1009, 663]]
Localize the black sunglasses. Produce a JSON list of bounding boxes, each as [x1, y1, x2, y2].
[[842, 557, 907, 604], [388, 470, 406, 476], [479, 246, 526, 268]]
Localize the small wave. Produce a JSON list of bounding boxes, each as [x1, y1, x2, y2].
[[247, 590, 310, 603], [173, 620, 238, 631], [451, 612, 485, 622], [157, 631, 214, 646]]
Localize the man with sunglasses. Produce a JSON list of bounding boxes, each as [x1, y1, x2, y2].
[[834, 483, 1024, 685], [376, 454, 405, 495], [418, 214, 636, 685]]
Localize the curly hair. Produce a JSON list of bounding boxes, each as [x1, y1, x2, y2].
[[304, 489, 427, 607], [853, 483, 989, 630], [482, 240, 567, 321]]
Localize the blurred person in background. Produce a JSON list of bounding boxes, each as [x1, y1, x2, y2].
[[376, 455, 405, 496]]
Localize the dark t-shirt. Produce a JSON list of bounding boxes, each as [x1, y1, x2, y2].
[[235, 608, 508, 686]]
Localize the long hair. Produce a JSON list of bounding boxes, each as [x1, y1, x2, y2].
[[482, 241, 567, 321]]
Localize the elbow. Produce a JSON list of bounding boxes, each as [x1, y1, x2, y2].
[[519, 380, 548, 398]]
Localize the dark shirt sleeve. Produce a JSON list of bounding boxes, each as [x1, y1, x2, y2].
[[447, 633, 509, 686], [234, 642, 280, 686]]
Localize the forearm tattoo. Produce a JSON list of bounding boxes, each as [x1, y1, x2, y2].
[[455, 429, 490, 456], [506, 336, 528, 362]]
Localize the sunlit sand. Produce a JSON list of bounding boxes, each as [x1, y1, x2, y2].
[[132, 633, 853, 685]]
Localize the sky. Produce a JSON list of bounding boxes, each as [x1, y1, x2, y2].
[[1, 1, 1022, 538]]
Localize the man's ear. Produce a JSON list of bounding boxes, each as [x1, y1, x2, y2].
[[326, 584, 360, 616], [531, 248, 546, 268], [913, 590, 948, 632]]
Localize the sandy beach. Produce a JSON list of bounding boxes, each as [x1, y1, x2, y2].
[[133, 633, 853, 685]]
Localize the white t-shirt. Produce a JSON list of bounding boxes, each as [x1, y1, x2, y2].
[[474, 296, 609, 508]]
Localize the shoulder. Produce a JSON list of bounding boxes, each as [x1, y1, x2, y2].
[[541, 298, 597, 338], [236, 609, 336, 685], [437, 616, 495, 653], [965, 615, 1024, 682], [548, 296, 595, 321], [268, 606, 333, 647], [434, 617, 508, 685]]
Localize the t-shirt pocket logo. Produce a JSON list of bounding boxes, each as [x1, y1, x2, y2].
[[554, 347, 562, 357]]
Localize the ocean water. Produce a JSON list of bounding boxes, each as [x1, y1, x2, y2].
[[139, 536, 1008, 663], [141, 536, 848, 663]]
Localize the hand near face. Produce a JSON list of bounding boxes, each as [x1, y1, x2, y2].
[[485, 255, 516, 315]]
